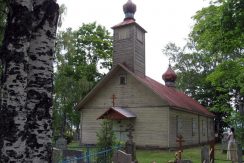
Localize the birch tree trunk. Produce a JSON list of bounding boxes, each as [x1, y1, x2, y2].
[[0, 0, 59, 162], [0, 1, 33, 162], [25, 1, 59, 162]]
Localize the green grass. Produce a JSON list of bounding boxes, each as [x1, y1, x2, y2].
[[137, 144, 243, 163], [67, 142, 243, 163]]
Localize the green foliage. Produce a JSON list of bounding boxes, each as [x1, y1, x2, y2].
[[96, 120, 116, 162], [96, 120, 116, 149], [163, 0, 244, 136], [207, 59, 244, 143], [227, 112, 244, 145], [53, 22, 113, 142], [191, 0, 243, 58], [207, 59, 244, 95]]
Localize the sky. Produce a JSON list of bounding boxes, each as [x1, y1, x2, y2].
[[57, 0, 209, 83]]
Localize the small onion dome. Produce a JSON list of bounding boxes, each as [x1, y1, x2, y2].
[[162, 65, 177, 87], [123, 0, 136, 21]]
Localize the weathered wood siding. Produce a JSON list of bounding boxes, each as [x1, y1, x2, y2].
[[169, 109, 214, 147], [84, 68, 165, 109], [113, 24, 145, 76], [131, 107, 169, 148], [80, 108, 106, 144], [113, 26, 134, 71], [80, 68, 167, 145], [81, 106, 169, 147], [134, 26, 145, 76]]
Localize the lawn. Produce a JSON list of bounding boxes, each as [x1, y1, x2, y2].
[[67, 142, 243, 163], [137, 144, 243, 163], [137, 146, 217, 163]]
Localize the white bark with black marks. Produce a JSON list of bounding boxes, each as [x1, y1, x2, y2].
[[0, 0, 59, 162], [0, 1, 32, 162], [25, 0, 59, 162]]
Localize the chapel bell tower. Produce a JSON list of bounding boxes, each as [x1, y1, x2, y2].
[[112, 0, 147, 76]]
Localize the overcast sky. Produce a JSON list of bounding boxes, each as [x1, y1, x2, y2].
[[57, 0, 209, 83]]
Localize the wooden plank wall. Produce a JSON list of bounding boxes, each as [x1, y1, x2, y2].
[[80, 68, 167, 145], [169, 109, 214, 147], [132, 107, 169, 148], [80, 106, 169, 148], [134, 26, 145, 76], [83, 69, 165, 109], [113, 25, 146, 76]]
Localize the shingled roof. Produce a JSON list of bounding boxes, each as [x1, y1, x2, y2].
[[76, 64, 214, 117]]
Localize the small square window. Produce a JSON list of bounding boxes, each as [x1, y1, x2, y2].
[[118, 28, 129, 40], [120, 75, 126, 85], [137, 30, 143, 42]]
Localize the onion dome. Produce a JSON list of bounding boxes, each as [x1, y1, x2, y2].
[[123, 0, 136, 21], [162, 64, 177, 87]]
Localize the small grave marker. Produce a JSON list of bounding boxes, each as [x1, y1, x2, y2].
[[112, 150, 132, 163], [56, 137, 67, 150]]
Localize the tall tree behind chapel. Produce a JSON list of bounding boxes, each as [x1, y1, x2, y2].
[[0, 0, 59, 162]]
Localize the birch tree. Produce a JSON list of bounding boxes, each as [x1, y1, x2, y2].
[[0, 0, 59, 162]]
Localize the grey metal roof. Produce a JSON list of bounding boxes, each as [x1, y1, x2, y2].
[[97, 107, 137, 120], [111, 107, 137, 118]]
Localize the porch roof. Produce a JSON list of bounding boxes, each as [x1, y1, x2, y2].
[[97, 107, 136, 120]]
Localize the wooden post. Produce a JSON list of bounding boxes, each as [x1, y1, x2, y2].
[[176, 135, 185, 160], [176, 135, 185, 152]]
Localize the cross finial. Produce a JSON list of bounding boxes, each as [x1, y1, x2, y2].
[[169, 58, 171, 67], [112, 94, 117, 107]]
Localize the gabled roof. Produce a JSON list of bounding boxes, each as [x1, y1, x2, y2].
[[97, 107, 136, 120], [76, 64, 214, 117]]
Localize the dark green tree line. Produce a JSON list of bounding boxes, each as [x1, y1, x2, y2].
[[53, 22, 113, 142]]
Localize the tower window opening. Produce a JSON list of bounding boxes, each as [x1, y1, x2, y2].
[[119, 75, 127, 85]]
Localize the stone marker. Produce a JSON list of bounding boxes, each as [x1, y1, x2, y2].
[[112, 150, 132, 163], [201, 145, 210, 163], [52, 147, 62, 163], [63, 150, 83, 163], [56, 137, 67, 150], [221, 132, 228, 153]]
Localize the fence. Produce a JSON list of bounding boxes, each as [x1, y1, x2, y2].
[[60, 145, 123, 163]]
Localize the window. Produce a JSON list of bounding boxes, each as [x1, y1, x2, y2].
[[209, 119, 214, 137], [176, 116, 182, 136], [118, 28, 129, 40], [202, 120, 206, 136], [176, 116, 179, 135], [137, 29, 143, 42], [119, 75, 126, 85], [192, 118, 197, 136]]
